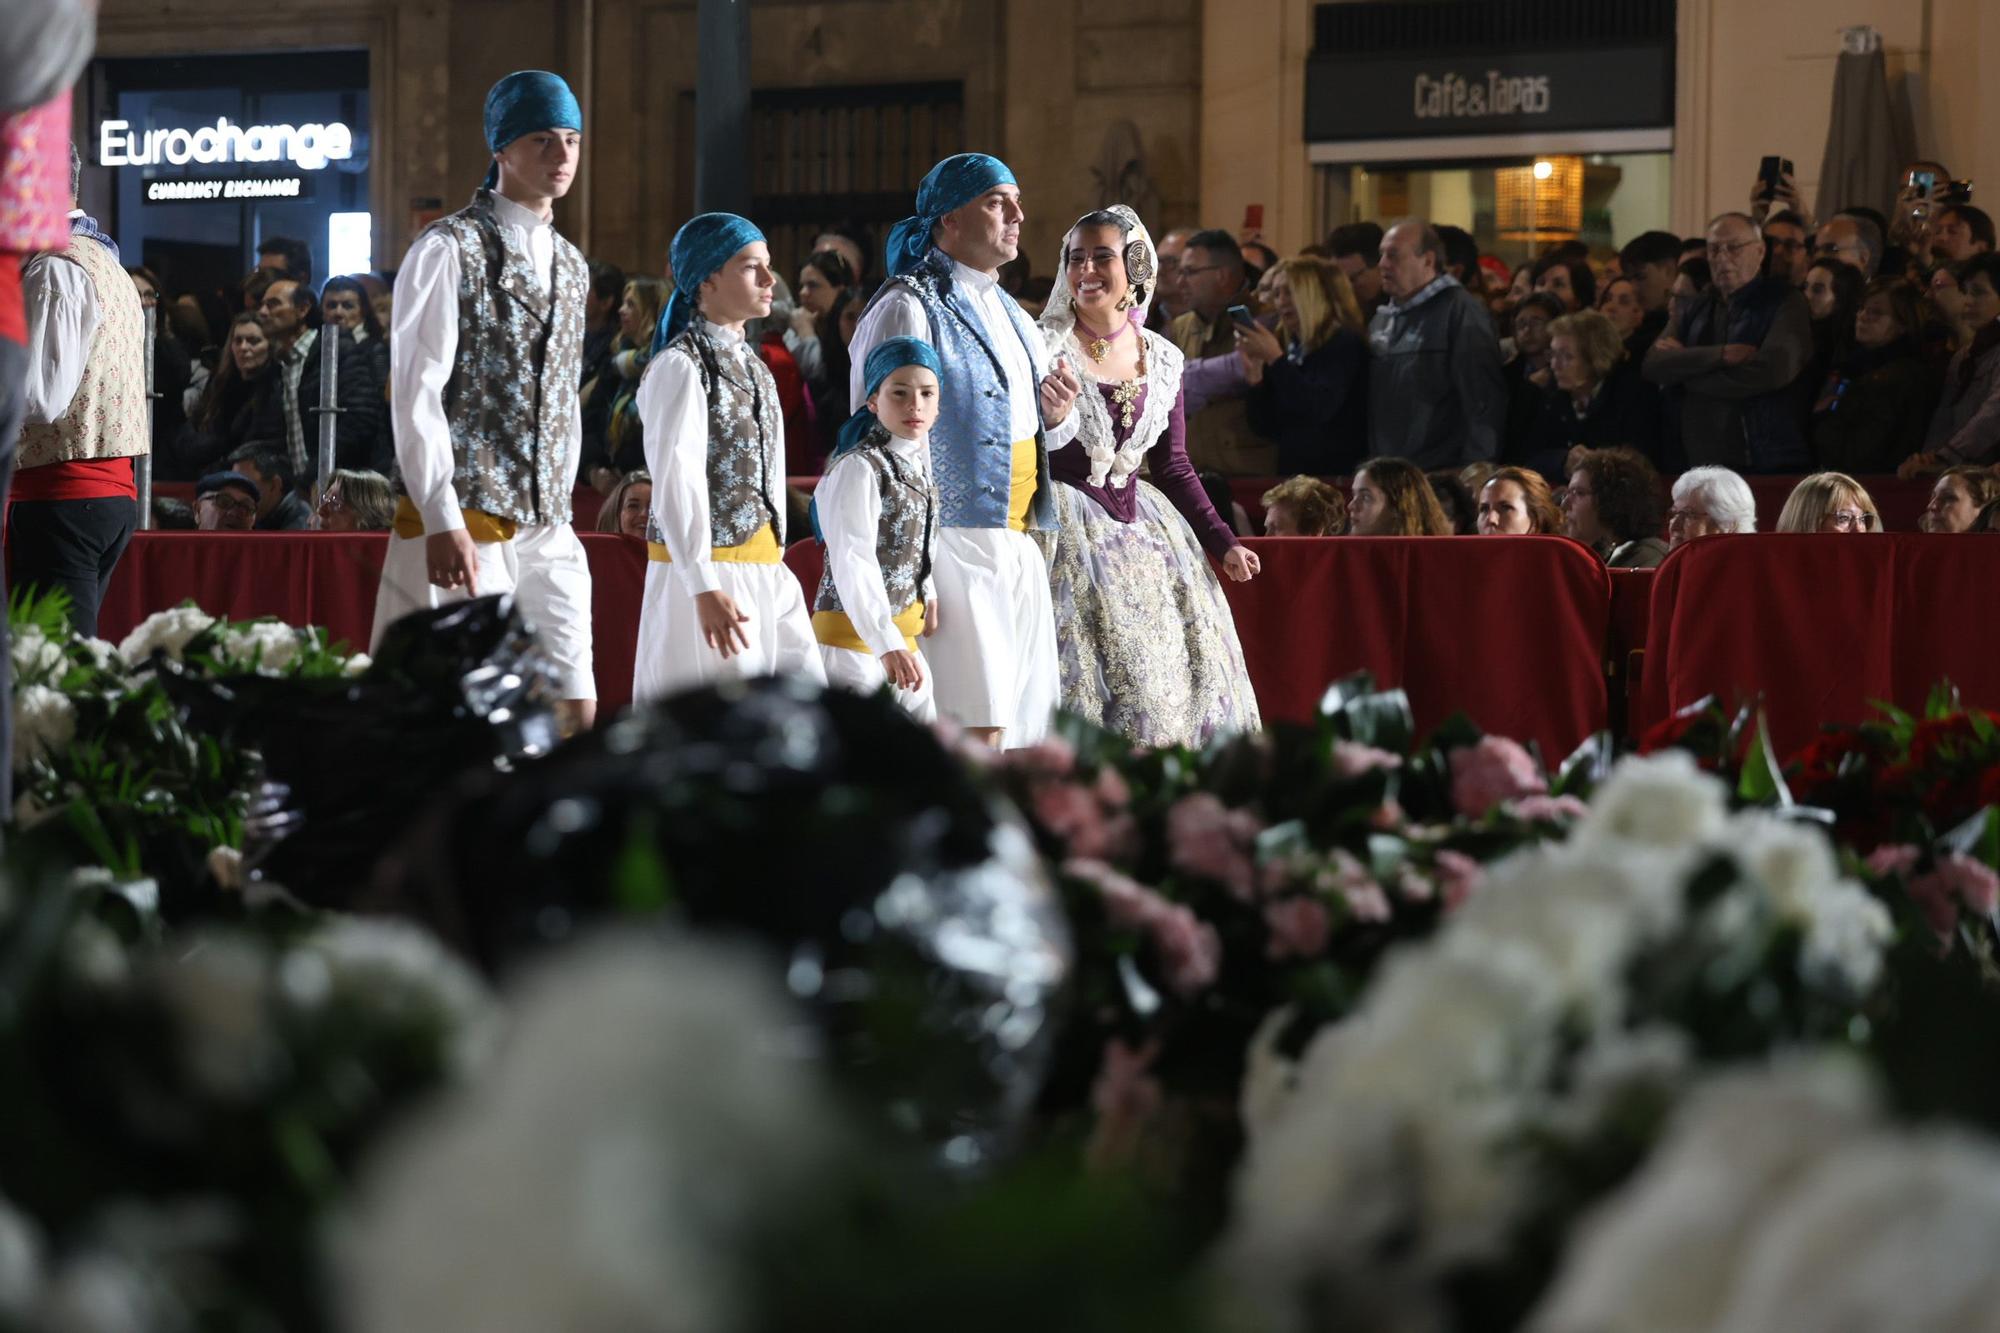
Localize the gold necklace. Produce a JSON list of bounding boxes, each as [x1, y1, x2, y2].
[[1107, 337, 1147, 430], [1075, 317, 1121, 363]]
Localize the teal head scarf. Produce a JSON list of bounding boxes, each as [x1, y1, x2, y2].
[[654, 212, 767, 355], [810, 335, 944, 542], [885, 153, 1017, 278], [481, 71, 582, 189]]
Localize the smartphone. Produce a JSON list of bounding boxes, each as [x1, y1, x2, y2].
[[1944, 179, 1975, 206], [1225, 303, 1256, 327], [1757, 155, 1793, 200], [1909, 169, 1938, 195]]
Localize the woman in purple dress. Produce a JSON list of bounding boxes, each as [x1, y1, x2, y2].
[[1036, 206, 1263, 747]]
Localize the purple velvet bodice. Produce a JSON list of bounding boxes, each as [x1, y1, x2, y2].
[[1048, 376, 1237, 559]]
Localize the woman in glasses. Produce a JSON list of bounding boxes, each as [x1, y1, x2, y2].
[[1774, 471, 1881, 533]]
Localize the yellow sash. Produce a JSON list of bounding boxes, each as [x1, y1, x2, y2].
[[813, 601, 926, 654], [392, 496, 519, 544], [1008, 436, 1038, 533], [645, 523, 781, 565]]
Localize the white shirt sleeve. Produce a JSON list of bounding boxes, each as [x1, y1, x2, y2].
[[389, 232, 466, 535], [21, 254, 99, 425], [637, 350, 722, 596], [816, 452, 906, 658], [847, 287, 929, 412]]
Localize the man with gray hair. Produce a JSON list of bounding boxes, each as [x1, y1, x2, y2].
[[1813, 210, 1884, 277], [1644, 211, 1812, 474], [1364, 217, 1504, 466]]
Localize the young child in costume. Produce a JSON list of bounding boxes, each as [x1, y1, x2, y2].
[[810, 335, 942, 720], [633, 212, 825, 702]]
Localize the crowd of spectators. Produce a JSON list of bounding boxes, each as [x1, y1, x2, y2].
[[116, 163, 2000, 557]]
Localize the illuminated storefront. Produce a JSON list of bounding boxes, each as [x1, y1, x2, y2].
[[80, 50, 371, 301], [1306, 0, 1676, 263]]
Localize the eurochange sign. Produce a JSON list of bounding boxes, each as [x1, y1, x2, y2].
[[1305, 47, 1673, 143], [100, 117, 355, 172], [145, 177, 304, 203]]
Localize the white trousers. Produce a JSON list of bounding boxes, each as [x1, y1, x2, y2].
[[633, 560, 826, 705], [371, 523, 596, 700], [926, 527, 1057, 746], [819, 642, 938, 722]]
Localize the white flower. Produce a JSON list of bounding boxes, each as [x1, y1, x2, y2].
[[342, 652, 372, 677], [1797, 879, 1893, 999], [1570, 751, 1728, 854], [77, 637, 121, 675], [206, 846, 245, 892], [0, 1196, 44, 1324], [217, 622, 303, 675], [12, 684, 76, 771], [338, 931, 840, 1333], [149, 933, 280, 1104], [116, 606, 216, 667], [9, 623, 67, 682], [1724, 813, 1892, 1000], [282, 918, 495, 1074]]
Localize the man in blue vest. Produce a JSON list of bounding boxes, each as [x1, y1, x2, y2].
[[848, 153, 1080, 748]]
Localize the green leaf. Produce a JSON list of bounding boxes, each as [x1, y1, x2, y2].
[[1736, 713, 1793, 808], [610, 816, 675, 914], [1554, 731, 1614, 798], [1940, 806, 2000, 868], [1925, 680, 1963, 721], [1316, 671, 1380, 717]]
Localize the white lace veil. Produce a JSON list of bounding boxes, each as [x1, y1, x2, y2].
[[1038, 204, 1159, 351]]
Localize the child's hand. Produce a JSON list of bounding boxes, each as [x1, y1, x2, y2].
[[881, 648, 925, 692], [922, 599, 940, 637], [694, 590, 752, 658]]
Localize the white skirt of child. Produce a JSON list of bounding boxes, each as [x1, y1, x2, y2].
[[819, 642, 937, 722], [633, 559, 826, 706]]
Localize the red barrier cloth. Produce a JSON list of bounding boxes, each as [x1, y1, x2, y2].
[[1219, 535, 1611, 761], [1635, 534, 2000, 756], [1606, 568, 1656, 739], [97, 531, 651, 711]]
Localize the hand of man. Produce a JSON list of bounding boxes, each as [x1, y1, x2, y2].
[[880, 648, 925, 692], [694, 589, 752, 658], [1898, 451, 1942, 481], [1720, 343, 1758, 366], [1222, 546, 1261, 583], [1039, 358, 1082, 425], [426, 529, 480, 594], [923, 598, 940, 637]]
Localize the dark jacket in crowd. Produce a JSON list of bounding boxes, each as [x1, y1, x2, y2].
[[1246, 327, 1369, 475], [246, 325, 386, 476], [1501, 355, 1548, 462], [1625, 307, 1670, 363], [1521, 362, 1663, 481], [1364, 275, 1505, 467], [161, 366, 265, 481], [256, 489, 313, 532], [1810, 336, 1941, 473], [1926, 325, 2000, 465], [1642, 274, 1813, 474]]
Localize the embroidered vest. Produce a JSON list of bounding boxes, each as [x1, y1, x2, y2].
[[412, 188, 586, 527], [18, 232, 148, 471], [0, 93, 73, 253], [814, 429, 937, 615], [879, 248, 1055, 531], [645, 327, 785, 549]]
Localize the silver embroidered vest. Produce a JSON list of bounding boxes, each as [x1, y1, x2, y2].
[[814, 429, 937, 615], [646, 327, 785, 548], [415, 188, 585, 527]]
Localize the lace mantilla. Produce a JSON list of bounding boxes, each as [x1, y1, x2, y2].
[[1065, 327, 1184, 489]]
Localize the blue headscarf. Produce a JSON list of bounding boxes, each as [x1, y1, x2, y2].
[[481, 71, 583, 188], [653, 212, 767, 355], [810, 335, 944, 542], [884, 153, 1017, 278]]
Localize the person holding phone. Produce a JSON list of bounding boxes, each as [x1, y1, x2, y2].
[[1168, 229, 1275, 475], [1034, 205, 1262, 749]]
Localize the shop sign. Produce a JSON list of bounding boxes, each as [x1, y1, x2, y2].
[[100, 117, 354, 172], [144, 176, 305, 202], [1306, 48, 1671, 142]]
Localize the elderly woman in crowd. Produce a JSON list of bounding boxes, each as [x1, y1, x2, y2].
[[1259, 474, 1347, 536], [1475, 465, 1563, 535], [315, 469, 394, 532], [1348, 458, 1452, 536], [596, 470, 653, 540], [1563, 447, 1669, 567], [1811, 277, 1938, 473], [1902, 252, 2000, 476], [1522, 308, 1660, 480], [1667, 465, 1758, 549], [1238, 257, 1370, 474], [1918, 463, 2000, 532], [1775, 471, 1880, 533]]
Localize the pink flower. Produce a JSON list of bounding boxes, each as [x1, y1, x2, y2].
[[1448, 735, 1548, 817], [1510, 793, 1590, 823], [1396, 863, 1433, 902], [1166, 792, 1263, 901], [1087, 1037, 1164, 1169], [1368, 799, 1407, 832], [1864, 843, 1923, 879], [1331, 740, 1403, 778], [1032, 782, 1115, 860], [1263, 896, 1332, 960], [1906, 872, 1962, 940], [1010, 737, 1077, 778], [1094, 765, 1131, 809], [1065, 858, 1222, 997], [1936, 852, 2000, 916], [1321, 849, 1392, 922], [1433, 849, 1486, 910]]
